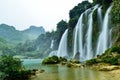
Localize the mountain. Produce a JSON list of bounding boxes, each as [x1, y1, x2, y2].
[[0, 24, 45, 43], [0, 24, 26, 43], [22, 25, 45, 40]]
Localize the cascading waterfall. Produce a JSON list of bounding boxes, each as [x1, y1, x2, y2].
[[57, 29, 68, 57], [96, 5, 113, 55], [51, 5, 113, 61], [72, 5, 113, 61], [73, 13, 84, 59], [86, 5, 99, 60]]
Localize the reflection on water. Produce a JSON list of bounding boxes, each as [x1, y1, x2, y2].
[[39, 65, 107, 80], [22, 59, 110, 80]]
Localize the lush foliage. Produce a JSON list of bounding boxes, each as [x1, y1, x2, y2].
[[42, 56, 67, 64], [0, 56, 32, 80], [67, 1, 92, 52], [42, 56, 60, 64], [86, 45, 120, 65], [53, 20, 68, 49], [86, 59, 98, 65], [111, 0, 120, 25], [69, 1, 92, 29]]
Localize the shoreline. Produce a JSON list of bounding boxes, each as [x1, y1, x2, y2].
[[30, 63, 120, 80]]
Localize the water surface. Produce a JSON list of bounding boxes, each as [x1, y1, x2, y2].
[[22, 59, 117, 80]]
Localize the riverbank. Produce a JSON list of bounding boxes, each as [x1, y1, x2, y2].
[[30, 64, 120, 80], [107, 69, 120, 80]]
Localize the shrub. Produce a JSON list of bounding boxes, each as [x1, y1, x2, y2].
[[86, 59, 98, 65], [0, 55, 32, 80], [111, 46, 120, 53], [42, 56, 59, 64], [59, 57, 67, 62], [5, 70, 31, 80]]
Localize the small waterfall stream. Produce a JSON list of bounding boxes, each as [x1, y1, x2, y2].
[[50, 40, 54, 49], [57, 29, 68, 57]]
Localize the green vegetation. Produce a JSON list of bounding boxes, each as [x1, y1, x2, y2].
[[69, 1, 92, 29], [86, 45, 120, 65], [0, 55, 32, 80], [42, 56, 67, 64], [86, 58, 98, 65], [111, 0, 120, 25], [68, 1, 92, 51], [0, 0, 120, 68], [42, 56, 60, 64]]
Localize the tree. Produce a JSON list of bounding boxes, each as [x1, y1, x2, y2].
[[54, 20, 68, 49], [69, 1, 92, 29]]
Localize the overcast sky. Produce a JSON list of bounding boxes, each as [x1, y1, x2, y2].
[[0, 0, 92, 31]]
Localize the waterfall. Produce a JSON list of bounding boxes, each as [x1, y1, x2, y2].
[[57, 29, 68, 57], [86, 5, 99, 60], [49, 5, 113, 61], [50, 40, 54, 49], [97, 6, 103, 29], [96, 5, 113, 55], [73, 13, 84, 59], [72, 5, 112, 61]]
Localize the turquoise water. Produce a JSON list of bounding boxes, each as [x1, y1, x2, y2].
[[22, 59, 42, 70]]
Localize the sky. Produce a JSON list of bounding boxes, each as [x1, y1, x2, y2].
[[0, 0, 92, 31]]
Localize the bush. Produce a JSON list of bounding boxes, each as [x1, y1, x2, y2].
[[0, 55, 22, 74], [102, 55, 120, 65], [5, 70, 31, 80], [0, 55, 32, 80], [86, 59, 98, 65], [111, 46, 120, 53], [42, 56, 59, 64], [59, 57, 67, 62]]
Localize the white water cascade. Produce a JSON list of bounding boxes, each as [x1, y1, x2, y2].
[[86, 5, 99, 60], [72, 5, 113, 61], [96, 5, 113, 55], [51, 5, 113, 61], [73, 13, 84, 58], [57, 29, 68, 57], [50, 40, 54, 49]]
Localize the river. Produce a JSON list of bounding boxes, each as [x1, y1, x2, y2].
[[22, 59, 119, 80]]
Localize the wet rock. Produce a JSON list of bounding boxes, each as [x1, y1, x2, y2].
[[99, 65, 120, 71], [69, 59, 80, 64]]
